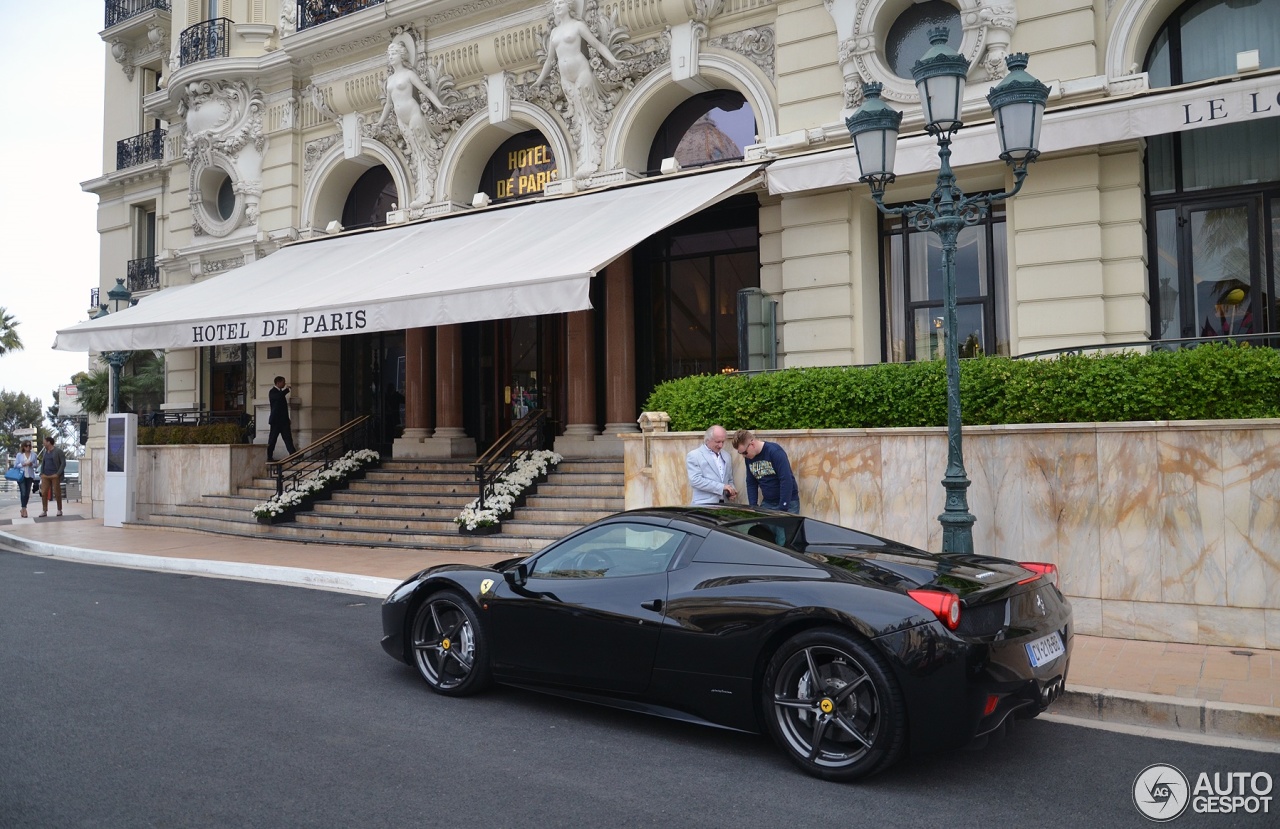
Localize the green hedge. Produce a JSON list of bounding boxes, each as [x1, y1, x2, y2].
[[138, 423, 248, 445], [643, 345, 1280, 432]]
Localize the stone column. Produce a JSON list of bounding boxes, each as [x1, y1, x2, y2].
[[554, 309, 600, 457], [421, 323, 475, 457], [599, 255, 638, 455], [392, 326, 435, 457]]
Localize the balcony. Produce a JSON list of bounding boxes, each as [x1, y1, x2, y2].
[[297, 0, 386, 32], [116, 127, 166, 170], [105, 0, 171, 29], [179, 17, 230, 66], [127, 256, 160, 293]]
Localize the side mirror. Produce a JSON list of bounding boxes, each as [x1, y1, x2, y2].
[[504, 563, 529, 588]]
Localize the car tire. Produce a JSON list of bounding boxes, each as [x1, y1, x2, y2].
[[761, 627, 906, 782], [409, 590, 492, 697]]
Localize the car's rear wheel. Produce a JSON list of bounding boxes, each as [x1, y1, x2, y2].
[[409, 590, 492, 696], [762, 628, 905, 782]]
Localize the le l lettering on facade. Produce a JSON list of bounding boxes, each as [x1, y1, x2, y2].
[[74, 0, 1280, 464]]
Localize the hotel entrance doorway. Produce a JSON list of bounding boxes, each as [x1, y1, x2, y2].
[[464, 315, 563, 453]]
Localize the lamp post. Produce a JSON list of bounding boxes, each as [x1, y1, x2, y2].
[[93, 278, 135, 415], [845, 28, 1049, 554]]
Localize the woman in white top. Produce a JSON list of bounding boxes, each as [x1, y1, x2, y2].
[[11, 439, 37, 518]]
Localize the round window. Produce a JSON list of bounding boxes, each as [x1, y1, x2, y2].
[[216, 175, 235, 220], [885, 1, 961, 79]]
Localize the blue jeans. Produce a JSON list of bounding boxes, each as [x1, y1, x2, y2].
[[17, 477, 34, 509], [762, 499, 799, 514]]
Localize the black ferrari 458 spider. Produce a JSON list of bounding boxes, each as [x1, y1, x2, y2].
[[381, 505, 1072, 781]]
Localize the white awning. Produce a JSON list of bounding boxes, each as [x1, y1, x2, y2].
[[56, 164, 762, 352], [765, 73, 1280, 196]]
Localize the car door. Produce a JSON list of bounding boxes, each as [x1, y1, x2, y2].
[[487, 521, 687, 694]]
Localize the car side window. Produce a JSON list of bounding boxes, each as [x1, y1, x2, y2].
[[529, 524, 686, 579]]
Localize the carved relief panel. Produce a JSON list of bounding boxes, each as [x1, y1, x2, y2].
[[179, 80, 267, 237]]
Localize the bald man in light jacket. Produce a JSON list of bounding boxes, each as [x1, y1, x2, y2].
[[686, 425, 738, 505]]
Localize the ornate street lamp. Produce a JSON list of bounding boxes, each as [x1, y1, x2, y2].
[[95, 277, 135, 415], [846, 28, 1049, 554]]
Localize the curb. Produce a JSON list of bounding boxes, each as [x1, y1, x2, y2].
[[1058, 685, 1280, 745], [0, 529, 401, 598]]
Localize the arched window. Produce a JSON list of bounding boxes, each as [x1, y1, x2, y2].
[[647, 91, 756, 172], [341, 166, 397, 231], [1145, 0, 1280, 88], [1143, 0, 1280, 342], [478, 131, 558, 203]]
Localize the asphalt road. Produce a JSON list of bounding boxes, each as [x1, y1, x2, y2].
[[1, 549, 1275, 829]]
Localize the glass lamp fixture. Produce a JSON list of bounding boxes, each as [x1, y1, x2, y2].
[[986, 53, 1051, 169], [844, 83, 903, 193], [912, 27, 969, 136]]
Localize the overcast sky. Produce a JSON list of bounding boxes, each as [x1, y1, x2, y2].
[[0, 1, 104, 416]]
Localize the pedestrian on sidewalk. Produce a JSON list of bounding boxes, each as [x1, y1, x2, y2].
[[267, 376, 296, 462], [37, 436, 66, 518], [686, 425, 737, 505], [10, 439, 38, 518], [732, 429, 799, 514]]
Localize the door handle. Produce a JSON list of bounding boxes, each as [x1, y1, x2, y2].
[[640, 599, 663, 612]]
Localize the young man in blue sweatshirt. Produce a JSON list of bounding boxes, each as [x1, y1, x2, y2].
[[732, 429, 799, 513]]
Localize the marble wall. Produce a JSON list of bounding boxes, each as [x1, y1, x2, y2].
[[623, 420, 1280, 649], [91, 444, 263, 520]]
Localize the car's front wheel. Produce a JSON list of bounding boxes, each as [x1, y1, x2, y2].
[[762, 628, 905, 781], [409, 590, 492, 696]]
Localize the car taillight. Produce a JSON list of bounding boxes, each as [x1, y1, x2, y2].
[[908, 589, 961, 630], [1018, 562, 1058, 587]]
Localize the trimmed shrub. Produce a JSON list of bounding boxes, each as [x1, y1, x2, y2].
[[137, 423, 248, 445], [643, 344, 1280, 432]]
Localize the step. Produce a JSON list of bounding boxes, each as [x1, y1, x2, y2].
[[292, 513, 461, 533], [534, 483, 624, 498], [309, 502, 463, 519], [142, 511, 557, 552], [508, 508, 614, 524], [327, 492, 475, 507], [523, 494, 624, 510]]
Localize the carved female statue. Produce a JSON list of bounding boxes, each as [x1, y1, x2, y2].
[[535, 0, 622, 178], [374, 35, 446, 162]]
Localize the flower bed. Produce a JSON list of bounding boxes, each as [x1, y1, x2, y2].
[[455, 449, 561, 533], [252, 449, 380, 522]]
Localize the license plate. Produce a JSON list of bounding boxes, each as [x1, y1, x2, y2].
[[1025, 631, 1065, 668]]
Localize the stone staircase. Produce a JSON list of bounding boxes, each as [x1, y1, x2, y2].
[[137, 458, 624, 554]]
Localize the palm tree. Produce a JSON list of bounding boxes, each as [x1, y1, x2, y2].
[[0, 307, 22, 356]]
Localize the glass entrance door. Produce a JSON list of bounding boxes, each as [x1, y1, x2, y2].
[[467, 316, 563, 453]]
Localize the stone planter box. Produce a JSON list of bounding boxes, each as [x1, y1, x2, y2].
[[257, 511, 294, 525]]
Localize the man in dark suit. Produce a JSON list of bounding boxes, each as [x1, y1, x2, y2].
[[267, 376, 296, 461]]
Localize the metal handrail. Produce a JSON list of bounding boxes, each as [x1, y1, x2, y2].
[[1013, 333, 1280, 360], [472, 409, 548, 507], [268, 414, 373, 498]]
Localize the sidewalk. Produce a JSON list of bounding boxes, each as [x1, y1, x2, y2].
[[2, 498, 1277, 749]]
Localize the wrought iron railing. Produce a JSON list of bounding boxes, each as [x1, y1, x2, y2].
[[1014, 333, 1280, 360], [90, 288, 100, 309], [126, 256, 160, 293], [297, 0, 386, 31], [179, 18, 230, 66], [472, 409, 548, 508], [269, 414, 373, 498], [140, 410, 250, 428], [105, 0, 170, 29], [116, 127, 166, 170]]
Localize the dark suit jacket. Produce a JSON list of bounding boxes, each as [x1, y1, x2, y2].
[[268, 386, 291, 426]]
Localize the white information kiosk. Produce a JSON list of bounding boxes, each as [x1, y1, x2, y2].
[[104, 413, 137, 527]]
